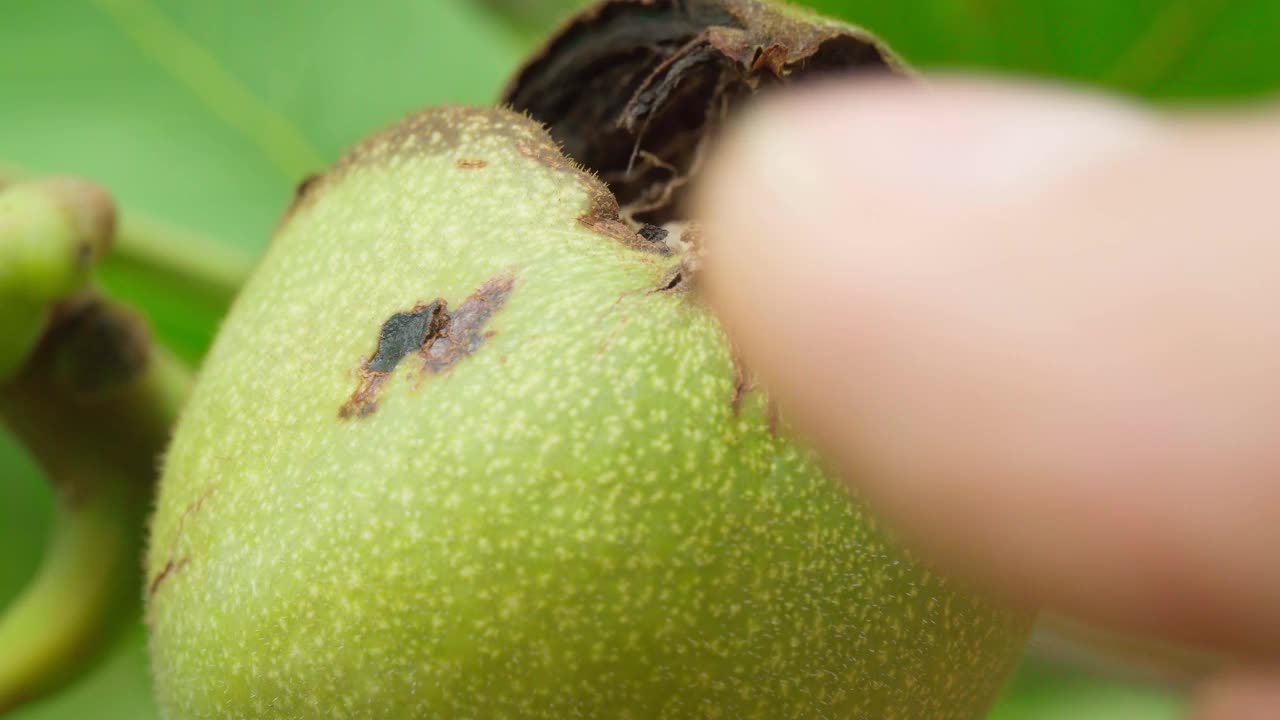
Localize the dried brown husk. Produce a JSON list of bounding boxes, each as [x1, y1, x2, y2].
[[503, 0, 908, 225]]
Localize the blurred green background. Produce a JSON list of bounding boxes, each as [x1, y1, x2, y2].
[[2, 0, 1276, 717]]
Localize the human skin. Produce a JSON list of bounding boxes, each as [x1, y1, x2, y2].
[[144, 105, 1030, 720], [695, 77, 1280, 719]]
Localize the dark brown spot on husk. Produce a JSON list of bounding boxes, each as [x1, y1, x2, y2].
[[280, 173, 323, 226], [368, 302, 450, 374], [420, 275, 515, 374], [340, 275, 517, 419], [339, 372, 391, 420], [503, 0, 906, 226]]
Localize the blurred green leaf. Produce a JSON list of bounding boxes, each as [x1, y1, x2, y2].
[[989, 661, 1186, 720], [1, 0, 520, 254], [484, 0, 1280, 101], [0, 0, 522, 361], [475, 0, 584, 40], [801, 0, 1280, 100]]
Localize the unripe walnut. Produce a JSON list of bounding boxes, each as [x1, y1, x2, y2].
[[146, 2, 1031, 718]]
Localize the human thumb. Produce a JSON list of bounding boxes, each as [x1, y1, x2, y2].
[[695, 77, 1280, 659]]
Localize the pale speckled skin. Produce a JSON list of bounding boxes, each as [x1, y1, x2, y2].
[[146, 107, 1030, 719]]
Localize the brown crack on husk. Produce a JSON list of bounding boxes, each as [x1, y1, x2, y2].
[[147, 558, 189, 598], [148, 483, 218, 598], [728, 339, 777, 434], [651, 223, 704, 295], [456, 158, 489, 169], [730, 344, 754, 416], [340, 274, 517, 419], [514, 135, 666, 254], [503, 0, 906, 227], [578, 191, 652, 250]]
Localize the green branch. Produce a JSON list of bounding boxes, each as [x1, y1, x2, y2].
[[114, 211, 252, 307], [0, 164, 251, 308], [0, 298, 190, 713], [0, 177, 193, 713]]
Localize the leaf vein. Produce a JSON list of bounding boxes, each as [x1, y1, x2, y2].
[[93, 0, 326, 181]]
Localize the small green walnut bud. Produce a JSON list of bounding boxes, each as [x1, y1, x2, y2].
[[0, 177, 115, 379], [147, 2, 1030, 719]]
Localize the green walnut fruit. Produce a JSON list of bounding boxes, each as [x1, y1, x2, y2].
[[147, 2, 1031, 718]]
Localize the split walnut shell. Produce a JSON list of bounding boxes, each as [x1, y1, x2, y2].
[[505, 0, 907, 225], [146, 2, 1030, 719]]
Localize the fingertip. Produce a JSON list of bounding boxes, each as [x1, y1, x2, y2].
[[695, 75, 1280, 659], [694, 75, 1159, 485], [1194, 670, 1280, 720]]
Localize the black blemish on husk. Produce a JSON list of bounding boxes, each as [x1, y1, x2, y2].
[[367, 302, 450, 374], [639, 223, 670, 245], [341, 301, 448, 419], [657, 270, 685, 293], [340, 275, 516, 419]]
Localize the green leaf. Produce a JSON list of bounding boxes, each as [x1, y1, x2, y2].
[[0, 0, 522, 362], [483, 0, 1280, 101], [475, 0, 585, 39], [1, 0, 520, 254], [803, 0, 1280, 100], [988, 660, 1186, 720]]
